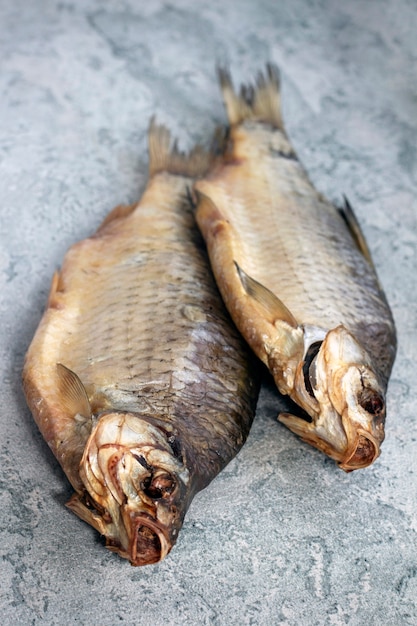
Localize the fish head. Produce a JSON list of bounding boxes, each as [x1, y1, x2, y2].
[[279, 325, 386, 471], [68, 412, 190, 565]]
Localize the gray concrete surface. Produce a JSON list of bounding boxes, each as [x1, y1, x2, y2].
[[1, 1, 416, 624]]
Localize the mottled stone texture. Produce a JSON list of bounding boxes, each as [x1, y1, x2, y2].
[[1, 1, 416, 624]]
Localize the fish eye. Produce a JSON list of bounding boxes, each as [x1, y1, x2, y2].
[[142, 471, 177, 500], [359, 389, 385, 416]]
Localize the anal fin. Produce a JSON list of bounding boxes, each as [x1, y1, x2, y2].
[[66, 493, 109, 535]]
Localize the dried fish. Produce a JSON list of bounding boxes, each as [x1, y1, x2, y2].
[[195, 66, 396, 471], [23, 121, 259, 564]]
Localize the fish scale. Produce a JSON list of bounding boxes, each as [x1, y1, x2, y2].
[[204, 129, 389, 344], [63, 240, 210, 387], [202, 124, 392, 366]]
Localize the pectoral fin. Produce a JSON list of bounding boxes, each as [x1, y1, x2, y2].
[[234, 263, 304, 394], [279, 412, 334, 456], [66, 493, 109, 535], [56, 363, 92, 420], [194, 190, 225, 226], [234, 262, 299, 328]]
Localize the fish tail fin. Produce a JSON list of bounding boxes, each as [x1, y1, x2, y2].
[[148, 118, 212, 179], [218, 63, 283, 129]]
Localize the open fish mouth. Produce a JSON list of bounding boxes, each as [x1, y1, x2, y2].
[[104, 513, 171, 566], [128, 516, 171, 566], [339, 431, 380, 472]]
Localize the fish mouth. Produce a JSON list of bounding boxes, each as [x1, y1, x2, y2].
[[338, 431, 380, 472], [128, 516, 171, 566], [104, 514, 173, 566]]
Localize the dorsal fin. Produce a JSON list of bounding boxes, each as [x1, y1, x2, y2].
[[339, 196, 376, 270], [234, 262, 299, 328], [56, 363, 92, 419], [148, 118, 212, 179]]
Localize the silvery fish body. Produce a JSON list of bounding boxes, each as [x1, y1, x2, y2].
[[195, 66, 396, 471], [23, 122, 259, 565]]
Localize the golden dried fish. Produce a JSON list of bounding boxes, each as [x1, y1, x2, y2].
[[23, 121, 259, 565], [194, 65, 396, 471]]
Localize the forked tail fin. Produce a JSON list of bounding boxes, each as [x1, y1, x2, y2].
[[148, 118, 212, 179], [217, 63, 283, 129]]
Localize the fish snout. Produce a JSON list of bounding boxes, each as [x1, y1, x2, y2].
[[338, 431, 380, 472], [100, 464, 186, 566], [121, 462, 188, 566], [128, 515, 172, 566]]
